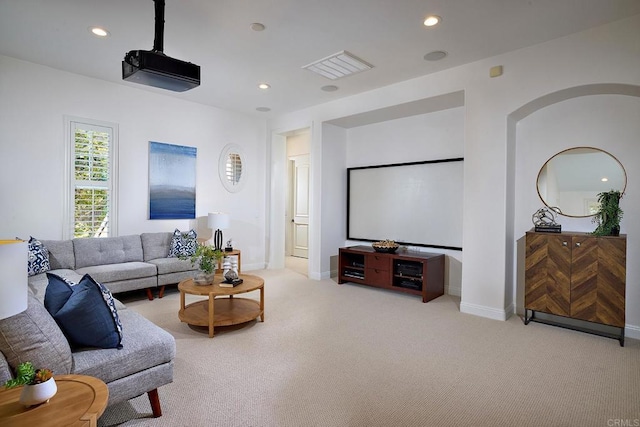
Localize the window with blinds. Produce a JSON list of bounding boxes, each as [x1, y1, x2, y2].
[[67, 119, 118, 238], [225, 153, 242, 185]]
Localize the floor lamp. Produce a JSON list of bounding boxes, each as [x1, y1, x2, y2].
[[0, 240, 28, 320], [208, 212, 230, 251]]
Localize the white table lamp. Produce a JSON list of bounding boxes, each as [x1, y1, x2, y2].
[[0, 240, 28, 320], [208, 212, 230, 251]]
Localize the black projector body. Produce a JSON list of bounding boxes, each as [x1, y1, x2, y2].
[[122, 50, 200, 92]]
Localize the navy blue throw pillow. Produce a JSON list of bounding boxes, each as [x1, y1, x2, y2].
[[45, 273, 123, 349]]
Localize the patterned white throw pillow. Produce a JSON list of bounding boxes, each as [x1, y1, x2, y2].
[[168, 229, 198, 258], [27, 236, 50, 276]]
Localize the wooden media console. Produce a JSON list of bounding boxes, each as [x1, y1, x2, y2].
[[338, 245, 445, 303]]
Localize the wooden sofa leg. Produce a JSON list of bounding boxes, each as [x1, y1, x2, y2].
[[146, 288, 154, 301], [147, 388, 162, 417], [158, 285, 166, 299]]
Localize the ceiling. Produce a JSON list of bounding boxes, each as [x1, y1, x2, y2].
[[1, 0, 639, 118]]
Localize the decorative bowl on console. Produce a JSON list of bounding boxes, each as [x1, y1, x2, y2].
[[372, 240, 399, 253]]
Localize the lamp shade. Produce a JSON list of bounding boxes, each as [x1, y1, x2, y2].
[[208, 212, 230, 230], [0, 240, 28, 320]]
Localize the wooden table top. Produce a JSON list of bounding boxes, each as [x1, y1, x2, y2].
[[179, 274, 264, 296], [0, 374, 108, 427]]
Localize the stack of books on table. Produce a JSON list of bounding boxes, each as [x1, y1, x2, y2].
[[219, 278, 243, 288]]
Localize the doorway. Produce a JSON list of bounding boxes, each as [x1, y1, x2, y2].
[[284, 130, 310, 276]]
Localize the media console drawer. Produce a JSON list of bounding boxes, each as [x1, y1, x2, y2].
[[338, 245, 444, 303], [367, 254, 390, 270], [365, 267, 390, 286]]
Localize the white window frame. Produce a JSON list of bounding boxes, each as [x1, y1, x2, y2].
[[63, 116, 119, 239]]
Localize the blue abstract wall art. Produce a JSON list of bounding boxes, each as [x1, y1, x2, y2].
[[149, 141, 197, 219]]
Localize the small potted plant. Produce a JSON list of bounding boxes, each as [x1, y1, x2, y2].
[[4, 361, 57, 406], [184, 243, 224, 285], [592, 190, 624, 236]]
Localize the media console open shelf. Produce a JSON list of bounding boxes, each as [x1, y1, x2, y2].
[[338, 246, 445, 302]]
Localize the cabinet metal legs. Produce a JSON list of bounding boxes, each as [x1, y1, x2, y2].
[[524, 309, 624, 346]]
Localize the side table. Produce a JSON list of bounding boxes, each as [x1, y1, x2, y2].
[[217, 249, 241, 273], [0, 374, 109, 427]]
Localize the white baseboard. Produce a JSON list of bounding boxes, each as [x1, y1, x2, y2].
[[446, 284, 461, 297], [460, 301, 511, 321], [243, 262, 267, 271], [309, 271, 323, 280], [625, 324, 640, 341]]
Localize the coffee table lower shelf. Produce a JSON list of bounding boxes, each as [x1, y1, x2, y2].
[[179, 298, 263, 337], [178, 275, 265, 338]]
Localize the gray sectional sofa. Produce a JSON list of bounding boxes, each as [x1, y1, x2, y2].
[[0, 231, 197, 418], [0, 293, 175, 417], [28, 232, 199, 300]]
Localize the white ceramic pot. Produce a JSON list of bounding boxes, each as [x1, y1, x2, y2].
[[19, 378, 57, 407]]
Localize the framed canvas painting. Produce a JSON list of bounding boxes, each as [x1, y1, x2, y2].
[[149, 141, 197, 219]]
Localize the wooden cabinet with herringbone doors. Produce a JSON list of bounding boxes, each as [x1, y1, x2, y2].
[[524, 230, 626, 345]]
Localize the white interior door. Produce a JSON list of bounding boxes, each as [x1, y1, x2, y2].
[[291, 154, 309, 258]]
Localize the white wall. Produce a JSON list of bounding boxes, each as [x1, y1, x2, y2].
[[514, 94, 640, 328], [286, 132, 310, 157], [345, 107, 464, 166], [344, 107, 465, 295], [320, 123, 347, 279], [270, 14, 640, 336], [0, 55, 268, 270]]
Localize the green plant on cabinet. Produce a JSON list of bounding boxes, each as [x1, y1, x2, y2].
[[591, 190, 623, 236]]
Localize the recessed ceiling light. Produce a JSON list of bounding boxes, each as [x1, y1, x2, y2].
[[258, 83, 270, 90], [321, 85, 339, 92], [89, 27, 110, 37], [423, 15, 441, 27], [256, 107, 271, 112], [250, 23, 266, 32], [424, 50, 447, 61], [601, 177, 609, 182]]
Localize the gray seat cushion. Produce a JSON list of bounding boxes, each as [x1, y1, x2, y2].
[[75, 262, 157, 284], [0, 352, 12, 384], [147, 257, 197, 275], [72, 309, 176, 384], [157, 270, 198, 287], [0, 294, 73, 376]]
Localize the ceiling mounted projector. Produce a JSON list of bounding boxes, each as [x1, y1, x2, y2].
[[122, 0, 200, 92]]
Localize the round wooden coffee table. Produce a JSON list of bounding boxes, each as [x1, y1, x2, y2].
[[178, 274, 264, 338], [0, 374, 108, 427]]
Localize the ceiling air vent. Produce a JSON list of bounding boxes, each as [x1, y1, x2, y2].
[[302, 50, 373, 80]]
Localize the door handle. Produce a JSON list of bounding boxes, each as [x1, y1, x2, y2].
[[562, 241, 568, 246], [575, 242, 581, 247]]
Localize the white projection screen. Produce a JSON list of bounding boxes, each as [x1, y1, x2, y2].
[[347, 159, 463, 250]]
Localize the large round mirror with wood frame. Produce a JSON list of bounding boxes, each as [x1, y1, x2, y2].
[[536, 147, 626, 218]]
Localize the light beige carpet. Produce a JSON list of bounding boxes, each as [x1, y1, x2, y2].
[[99, 267, 640, 427]]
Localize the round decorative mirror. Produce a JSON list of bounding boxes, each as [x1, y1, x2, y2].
[[536, 147, 626, 217], [218, 144, 246, 193]]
